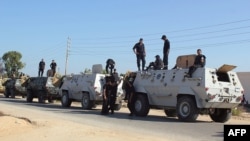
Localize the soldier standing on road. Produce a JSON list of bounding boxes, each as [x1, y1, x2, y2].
[[161, 35, 170, 70], [38, 59, 45, 77], [133, 38, 146, 71], [101, 77, 112, 115], [50, 60, 57, 77], [125, 72, 136, 116], [109, 76, 119, 114]]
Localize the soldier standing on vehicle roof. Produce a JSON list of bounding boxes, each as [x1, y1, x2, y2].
[[38, 59, 45, 77], [133, 38, 146, 71], [161, 35, 170, 70], [50, 60, 57, 77]]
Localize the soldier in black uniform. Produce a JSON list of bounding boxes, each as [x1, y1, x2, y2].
[[133, 38, 146, 71], [106, 59, 115, 74], [109, 76, 118, 114], [50, 60, 57, 77], [38, 59, 45, 77], [101, 77, 112, 115], [146, 55, 164, 70], [186, 49, 206, 78], [124, 72, 136, 116], [162, 35, 170, 70]]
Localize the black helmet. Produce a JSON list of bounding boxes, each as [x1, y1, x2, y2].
[[161, 35, 166, 39], [155, 55, 160, 58]]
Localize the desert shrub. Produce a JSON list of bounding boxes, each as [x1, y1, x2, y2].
[[232, 106, 245, 116], [0, 111, 5, 116]]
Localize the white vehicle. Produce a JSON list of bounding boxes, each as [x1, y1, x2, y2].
[[59, 64, 124, 110], [132, 54, 244, 122]]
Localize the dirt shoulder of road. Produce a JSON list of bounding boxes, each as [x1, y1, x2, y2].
[[0, 97, 250, 141]]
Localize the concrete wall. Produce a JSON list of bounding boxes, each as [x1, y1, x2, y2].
[[237, 72, 250, 103]]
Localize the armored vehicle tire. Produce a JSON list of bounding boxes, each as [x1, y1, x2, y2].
[[134, 94, 150, 117], [38, 91, 45, 103], [114, 103, 122, 111], [26, 90, 33, 102], [177, 96, 198, 122], [164, 109, 177, 117], [61, 91, 72, 107], [81, 93, 94, 110], [209, 109, 232, 123]]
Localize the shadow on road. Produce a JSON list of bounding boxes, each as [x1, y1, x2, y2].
[[0, 94, 212, 123]]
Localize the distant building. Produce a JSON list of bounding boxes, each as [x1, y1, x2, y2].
[[237, 72, 250, 104]]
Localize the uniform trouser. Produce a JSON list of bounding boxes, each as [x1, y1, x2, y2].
[[163, 54, 168, 69], [127, 97, 136, 114], [136, 54, 145, 71], [101, 98, 109, 114], [38, 69, 44, 77], [127, 89, 136, 114], [108, 95, 116, 112]]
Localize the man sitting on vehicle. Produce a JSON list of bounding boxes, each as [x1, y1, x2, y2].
[[185, 49, 206, 78], [146, 55, 164, 71]]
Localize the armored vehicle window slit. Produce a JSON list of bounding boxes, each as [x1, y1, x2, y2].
[[216, 72, 230, 82]]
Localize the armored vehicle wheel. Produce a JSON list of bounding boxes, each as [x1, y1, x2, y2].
[[164, 109, 177, 117], [209, 109, 232, 123], [177, 96, 198, 122], [61, 91, 72, 107], [26, 90, 33, 102], [114, 103, 122, 111], [134, 94, 150, 117], [81, 93, 94, 110]]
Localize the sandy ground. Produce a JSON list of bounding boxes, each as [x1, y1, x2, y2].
[[0, 97, 250, 141]]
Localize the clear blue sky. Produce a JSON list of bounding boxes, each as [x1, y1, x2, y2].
[[1, 0, 250, 76]]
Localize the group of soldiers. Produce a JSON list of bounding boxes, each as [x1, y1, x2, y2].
[[132, 35, 170, 71], [38, 59, 57, 77], [102, 58, 137, 116], [102, 36, 207, 116]]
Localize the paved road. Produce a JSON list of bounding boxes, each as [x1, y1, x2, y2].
[[0, 95, 241, 141]]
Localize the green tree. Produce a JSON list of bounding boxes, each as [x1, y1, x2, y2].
[[2, 51, 25, 77], [0, 58, 5, 77]]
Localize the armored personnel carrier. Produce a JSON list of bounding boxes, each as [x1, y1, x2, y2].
[[131, 54, 244, 123], [59, 64, 124, 110], [2, 75, 29, 98], [24, 76, 61, 103]]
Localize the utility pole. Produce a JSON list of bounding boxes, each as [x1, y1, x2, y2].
[[65, 37, 71, 75]]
